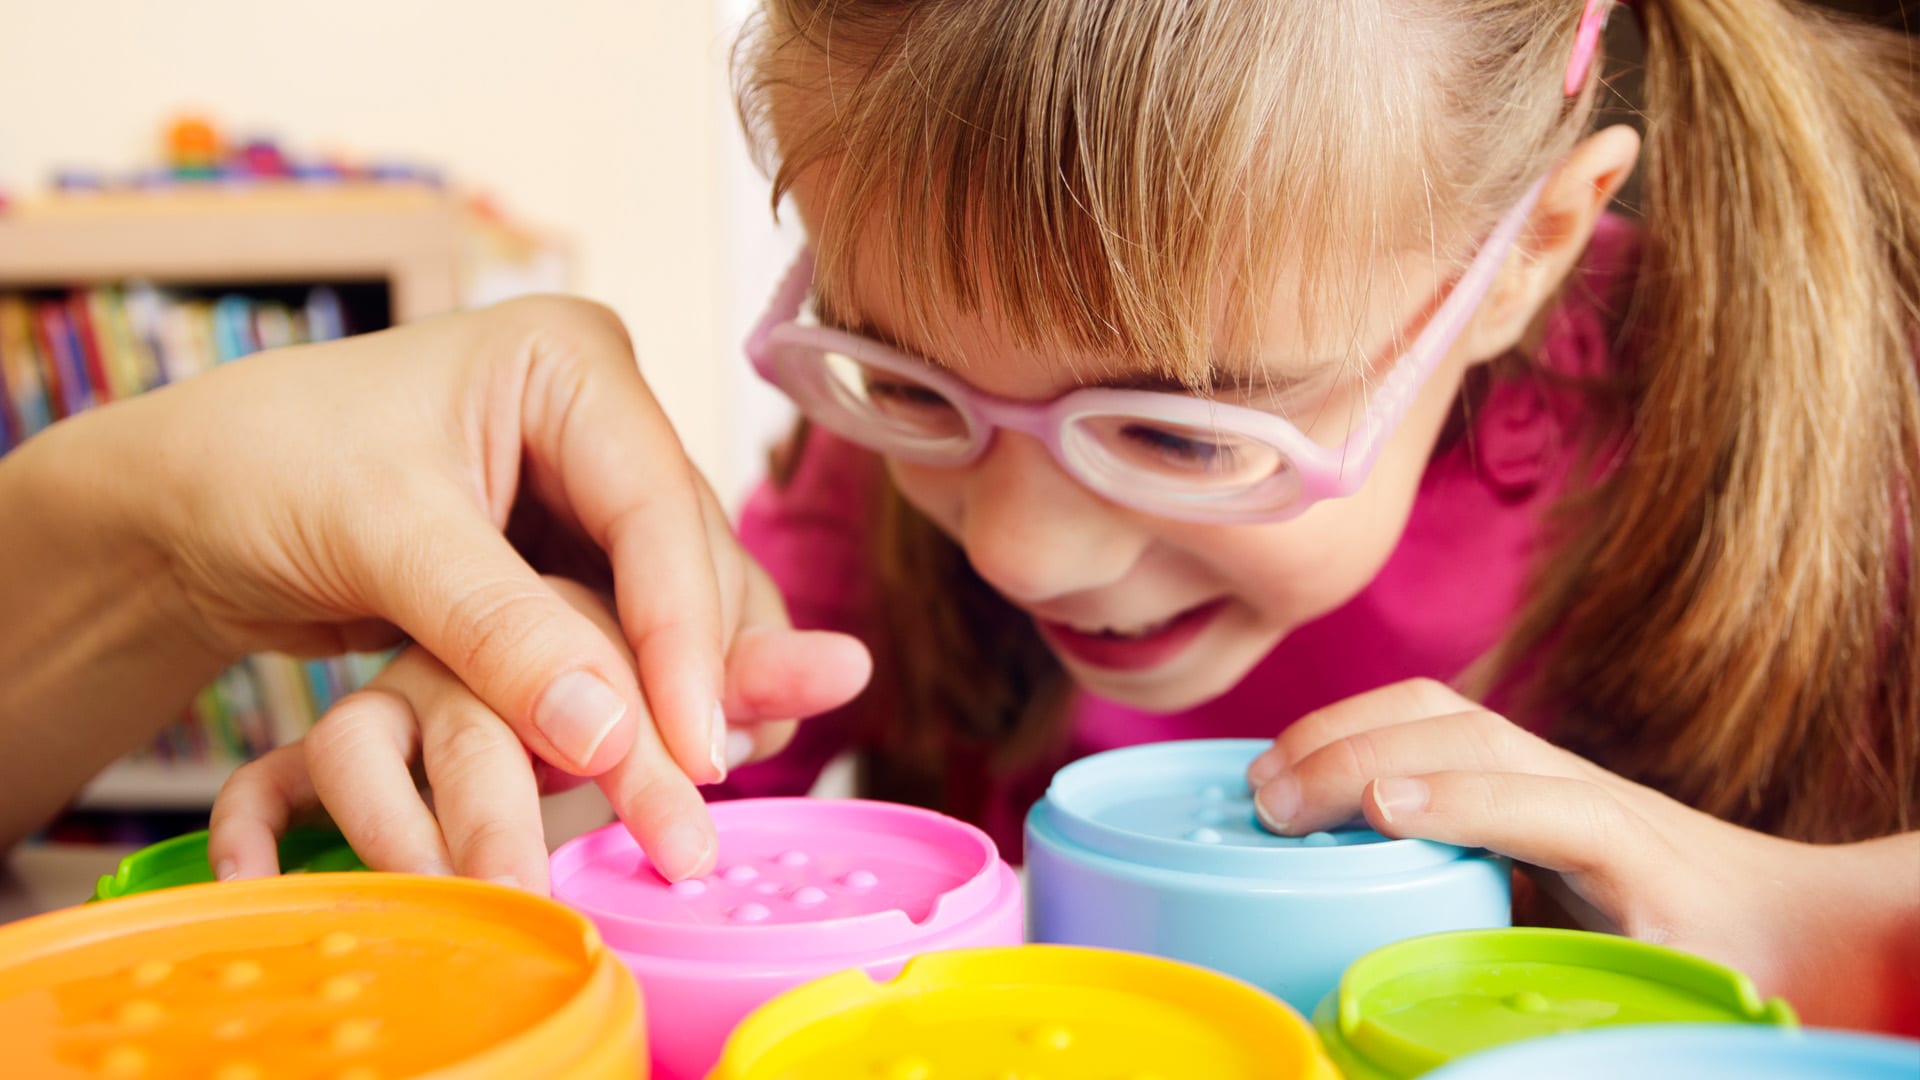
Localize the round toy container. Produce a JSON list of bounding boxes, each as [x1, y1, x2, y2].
[[92, 827, 365, 901], [548, 797, 1024, 1080], [710, 944, 1340, 1080], [1314, 927, 1799, 1079], [0, 873, 644, 1079], [1025, 738, 1511, 1013], [1421, 1025, 1920, 1079]]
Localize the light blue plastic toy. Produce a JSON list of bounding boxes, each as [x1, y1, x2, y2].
[[1420, 1025, 1920, 1079], [1024, 738, 1512, 1014]]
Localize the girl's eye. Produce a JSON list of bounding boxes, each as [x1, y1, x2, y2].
[[1117, 423, 1240, 472], [863, 378, 954, 414]]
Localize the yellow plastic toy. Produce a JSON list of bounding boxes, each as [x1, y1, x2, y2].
[[0, 873, 644, 1079], [709, 944, 1338, 1080]]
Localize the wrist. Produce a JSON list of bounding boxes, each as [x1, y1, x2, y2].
[[1777, 835, 1920, 1034], [17, 407, 234, 671], [0, 412, 237, 846]]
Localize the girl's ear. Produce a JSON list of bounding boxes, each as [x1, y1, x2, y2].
[[1457, 124, 1642, 362]]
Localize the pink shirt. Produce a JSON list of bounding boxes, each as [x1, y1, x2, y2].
[[715, 215, 1640, 857]]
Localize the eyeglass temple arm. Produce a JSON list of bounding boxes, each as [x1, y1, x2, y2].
[[746, 248, 818, 359], [1362, 178, 1547, 458]]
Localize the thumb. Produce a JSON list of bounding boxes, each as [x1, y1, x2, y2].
[[360, 491, 648, 776]]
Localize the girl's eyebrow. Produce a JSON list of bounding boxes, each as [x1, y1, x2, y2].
[[1099, 364, 1335, 395], [829, 313, 1335, 395]]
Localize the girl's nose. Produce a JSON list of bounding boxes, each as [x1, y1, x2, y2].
[[956, 432, 1151, 606]]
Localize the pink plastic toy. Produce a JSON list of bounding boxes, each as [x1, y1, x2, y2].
[[548, 798, 1024, 1080]]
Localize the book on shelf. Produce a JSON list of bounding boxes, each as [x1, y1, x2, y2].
[[0, 281, 351, 453], [1, 281, 392, 821]]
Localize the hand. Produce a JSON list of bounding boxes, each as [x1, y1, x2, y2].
[[210, 576, 867, 890], [1246, 679, 1920, 1033], [46, 295, 868, 876]]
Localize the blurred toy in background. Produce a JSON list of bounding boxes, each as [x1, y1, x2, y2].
[[42, 113, 448, 193], [165, 115, 225, 179], [51, 169, 106, 193], [234, 136, 291, 180]]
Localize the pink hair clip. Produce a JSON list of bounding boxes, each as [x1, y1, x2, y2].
[[1565, 0, 1619, 97]]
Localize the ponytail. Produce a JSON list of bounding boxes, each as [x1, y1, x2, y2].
[[1507, 0, 1920, 841]]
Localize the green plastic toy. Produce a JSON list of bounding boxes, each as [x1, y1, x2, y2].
[[91, 827, 366, 901], [1314, 927, 1799, 1080]]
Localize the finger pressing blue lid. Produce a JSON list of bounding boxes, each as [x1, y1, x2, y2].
[[1032, 739, 1483, 877]]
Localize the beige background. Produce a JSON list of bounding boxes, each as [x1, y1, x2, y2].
[[0, 0, 800, 501]]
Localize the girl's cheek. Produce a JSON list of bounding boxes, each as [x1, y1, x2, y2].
[[885, 460, 965, 533], [1203, 517, 1396, 616]]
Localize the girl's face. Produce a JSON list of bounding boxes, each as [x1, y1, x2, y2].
[[794, 189, 1495, 712]]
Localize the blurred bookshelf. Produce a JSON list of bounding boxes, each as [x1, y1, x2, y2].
[[0, 181, 568, 843]]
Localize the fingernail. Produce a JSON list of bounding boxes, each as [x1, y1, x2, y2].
[[724, 728, 756, 771], [1254, 773, 1301, 834], [653, 824, 715, 882], [420, 861, 455, 877], [215, 859, 238, 882], [535, 671, 627, 770], [1373, 777, 1430, 825], [487, 875, 527, 891], [708, 702, 729, 782], [1247, 750, 1285, 787]]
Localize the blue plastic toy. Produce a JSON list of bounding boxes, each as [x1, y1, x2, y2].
[[1421, 1024, 1920, 1079], [1025, 738, 1512, 1013]]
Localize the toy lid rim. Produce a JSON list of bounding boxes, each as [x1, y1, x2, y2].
[[1318, 928, 1798, 1075], [93, 827, 362, 901], [710, 944, 1338, 1080], [1035, 740, 1480, 875], [0, 874, 642, 1072], [548, 798, 1018, 958]]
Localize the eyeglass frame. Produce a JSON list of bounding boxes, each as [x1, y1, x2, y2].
[[745, 176, 1545, 525]]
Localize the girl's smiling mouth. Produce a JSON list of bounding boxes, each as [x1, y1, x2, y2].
[[1033, 598, 1230, 673]]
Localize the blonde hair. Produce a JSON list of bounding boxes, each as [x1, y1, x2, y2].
[[738, 0, 1920, 841]]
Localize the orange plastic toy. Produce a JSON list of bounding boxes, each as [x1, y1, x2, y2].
[[164, 115, 225, 175], [0, 874, 644, 1079]]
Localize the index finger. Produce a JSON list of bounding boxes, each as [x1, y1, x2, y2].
[[508, 299, 728, 787]]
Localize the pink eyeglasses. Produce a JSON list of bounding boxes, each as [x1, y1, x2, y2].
[[747, 178, 1543, 525]]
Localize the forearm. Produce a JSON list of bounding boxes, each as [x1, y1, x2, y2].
[[0, 414, 231, 848]]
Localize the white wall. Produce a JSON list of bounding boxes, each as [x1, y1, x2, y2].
[[719, 0, 805, 504], [0, 0, 795, 499]]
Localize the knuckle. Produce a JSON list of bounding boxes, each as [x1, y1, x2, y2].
[[1457, 772, 1508, 824], [343, 800, 424, 854], [213, 756, 274, 812], [512, 296, 641, 378], [1280, 705, 1339, 756], [308, 694, 397, 757], [1465, 710, 1528, 768], [429, 711, 521, 786], [1403, 678, 1461, 713], [439, 584, 564, 679], [611, 762, 697, 830], [1563, 781, 1626, 872], [452, 814, 528, 866], [499, 294, 630, 348], [1328, 730, 1388, 785]]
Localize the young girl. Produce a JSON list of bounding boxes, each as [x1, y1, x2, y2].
[[211, 0, 1919, 1032]]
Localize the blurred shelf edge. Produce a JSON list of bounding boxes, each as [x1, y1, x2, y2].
[[0, 185, 571, 322], [75, 760, 238, 811]]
